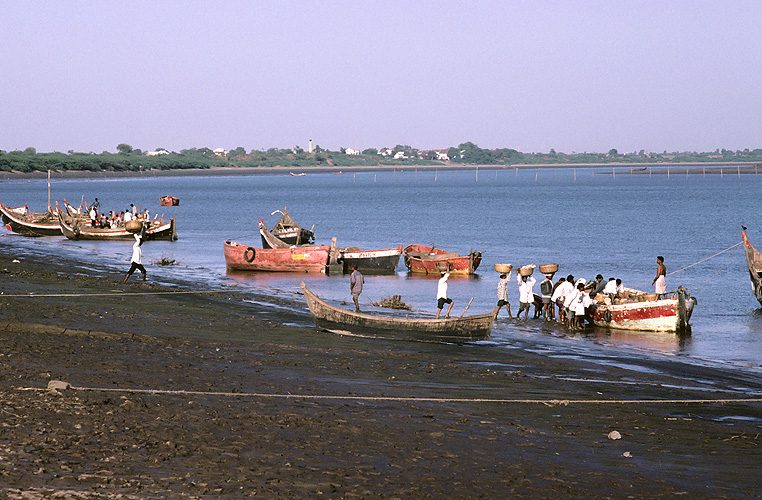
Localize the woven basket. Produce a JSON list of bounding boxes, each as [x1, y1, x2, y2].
[[494, 264, 512, 273], [125, 220, 143, 234], [518, 265, 534, 277], [538, 263, 559, 274]]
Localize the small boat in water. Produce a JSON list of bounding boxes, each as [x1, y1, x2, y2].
[[269, 207, 315, 245], [742, 228, 762, 306], [160, 195, 180, 206], [224, 240, 330, 273], [591, 287, 695, 333], [289, 172, 306, 177], [0, 202, 63, 237], [301, 282, 497, 342], [403, 244, 482, 275]]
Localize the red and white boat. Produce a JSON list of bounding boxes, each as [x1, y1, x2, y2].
[[0, 202, 62, 237], [160, 195, 180, 206], [403, 244, 482, 275], [224, 240, 330, 273], [591, 287, 696, 333]]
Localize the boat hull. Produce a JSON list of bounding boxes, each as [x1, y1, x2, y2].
[[160, 196, 180, 206], [0, 203, 62, 237], [742, 230, 762, 306], [339, 246, 402, 274], [59, 213, 177, 241], [224, 240, 330, 273], [301, 282, 496, 342], [591, 288, 695, 333], [403, 244, 482, 275]]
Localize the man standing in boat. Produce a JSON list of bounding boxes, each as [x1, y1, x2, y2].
[[436, 269, 454, 319], [350, 264, 364, 312], [652, 256, 666, 296]]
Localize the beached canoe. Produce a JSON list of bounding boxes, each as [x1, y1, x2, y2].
[[742, 228, 762, 306], [224, 240, 330, 273], [0, 202, 63, 237], [591, 287, 696, 333], [403, 244, 482, 275], [301, 282, 497, 342], [58, 211, 178, 241]]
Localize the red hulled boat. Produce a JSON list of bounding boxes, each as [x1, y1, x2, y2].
[[224, 240, 330, 273], [403, 244, 482, 275]]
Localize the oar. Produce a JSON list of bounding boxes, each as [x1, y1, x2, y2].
[[460, 297, 474, 317]]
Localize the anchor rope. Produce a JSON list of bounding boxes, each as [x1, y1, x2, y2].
[[16, 385, 762, 406]]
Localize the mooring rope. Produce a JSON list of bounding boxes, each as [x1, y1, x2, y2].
[[16, 385, 762, 405]]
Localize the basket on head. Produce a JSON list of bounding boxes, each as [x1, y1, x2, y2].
[[494, 264, 512, 274], [125, 220, 143, 234], [518, 265, 534, 277], [538, 263, 559, 274]]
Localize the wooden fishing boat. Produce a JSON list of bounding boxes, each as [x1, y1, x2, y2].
[[403, 244, 482, 275], [591, 287, 696, 333], [0, 202, 63, 237], [269, 207, 315, 245], [301, 282, 497, 342], [160, 195, 180, 206], [289, 172, 306, 177], [224, 240, 330, 273], [58, 211, 177, 241], [337, 245, 403, 274], [259, 219, 401, 274], [742, 228, 762, 306]]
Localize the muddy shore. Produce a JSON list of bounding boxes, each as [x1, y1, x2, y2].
[[0, 240, 760, 498]]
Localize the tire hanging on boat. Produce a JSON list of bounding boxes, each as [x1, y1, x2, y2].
[[603, 309, 612, 323], [244, 247, 256, 263]]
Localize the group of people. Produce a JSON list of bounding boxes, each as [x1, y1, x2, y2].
[[88, 199, 151, 229]]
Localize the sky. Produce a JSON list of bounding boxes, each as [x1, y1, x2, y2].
[[2, 1, 762, 155]]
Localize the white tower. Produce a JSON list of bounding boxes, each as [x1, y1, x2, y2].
[[308, 139, 313, 154]]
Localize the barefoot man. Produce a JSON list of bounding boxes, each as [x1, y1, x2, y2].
[[436, 270, 454, 319], [652, 255, 666, 296]]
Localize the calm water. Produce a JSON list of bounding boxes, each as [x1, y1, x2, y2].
[[3, 167, 762, 374]]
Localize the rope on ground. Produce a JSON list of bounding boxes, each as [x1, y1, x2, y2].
[[17, 385, 762, 405]]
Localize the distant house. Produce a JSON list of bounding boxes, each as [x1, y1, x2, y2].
[[344, 148, 360, 155], [379, 148, 393, 157], [146, 150, 170, 156], [213, 148, 228, 157], [393, 151, 407, 160]]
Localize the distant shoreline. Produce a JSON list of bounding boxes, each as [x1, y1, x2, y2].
[[1, 161, 760, 180]]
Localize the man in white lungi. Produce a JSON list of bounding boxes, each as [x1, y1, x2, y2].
[[652, 255, 666, 295]]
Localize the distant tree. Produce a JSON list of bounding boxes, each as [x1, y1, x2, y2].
[[362, 148, 377, 155], [117, 143, 133, 155], [229, 146, 246, 158], [293, 145, 304, 154], [608, 149, 618, 156], [24, 147, 36, 155]]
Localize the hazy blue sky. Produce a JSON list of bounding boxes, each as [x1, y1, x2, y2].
[[2, 1, 761, 154]]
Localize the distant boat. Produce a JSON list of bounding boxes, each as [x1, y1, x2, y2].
[[742, 228, 762, 306], [301, 282, 497, 342], [403, 244, 482, 275], [334, 171, 343, 175], [160, 195, 180, 206], [57, 207, 177, 241], [289, 172, 306, 177]]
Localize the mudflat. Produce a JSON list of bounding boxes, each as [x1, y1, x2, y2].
[[0, 241, 760, 499]]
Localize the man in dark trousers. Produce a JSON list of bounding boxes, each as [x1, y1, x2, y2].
[[350, 264, 364, 311], [123, 233, 146, 283]]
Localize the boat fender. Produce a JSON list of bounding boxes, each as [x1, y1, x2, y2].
[[244, 247, 256, 263], [603, 309, 612, 323]]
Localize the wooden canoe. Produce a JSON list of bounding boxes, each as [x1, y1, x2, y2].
[[742, 228, 762, 306], [270, 206, 315, 245], [338, 245, 403, 274], [301, 282, 497, 342], [160, 195, 180, 206], [403, 244, 482, 275], [0, 202, 63, 237], [224, 240, 330, 273], [591, 287, 695, 333]]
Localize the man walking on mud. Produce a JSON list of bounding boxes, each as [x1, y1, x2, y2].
[[123, 233, 146, 283], [350, 264, 364, 312]]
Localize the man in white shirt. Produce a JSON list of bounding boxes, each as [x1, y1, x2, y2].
[[552, 275, 574, 323], [496, 273, 511, 318], [436, 272, 454, 319], [123, 234, 146, 283], [516, 268, 536, 320]]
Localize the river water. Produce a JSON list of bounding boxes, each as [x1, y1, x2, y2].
[[3, 167, 762, 376]]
